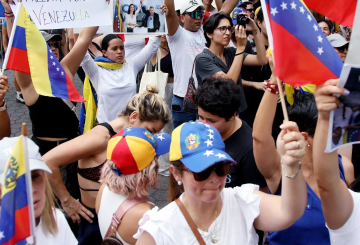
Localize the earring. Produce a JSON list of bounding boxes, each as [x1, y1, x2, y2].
[[307, 144, 311, 147], [177, 181, 182, 186]]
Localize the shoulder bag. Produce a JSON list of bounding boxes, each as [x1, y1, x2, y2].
[[183, 52, 213, 114], [101, 197, 149, 245], [139, 49, 168, 99]]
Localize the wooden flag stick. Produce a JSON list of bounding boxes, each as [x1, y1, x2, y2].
[[22, 123, 28, 136], [276, 77, 289, 122]]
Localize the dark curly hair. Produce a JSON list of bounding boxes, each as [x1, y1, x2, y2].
[[194, 78, 241, 121], [203, 12, 233, 48], [288, 93, 318, 137]]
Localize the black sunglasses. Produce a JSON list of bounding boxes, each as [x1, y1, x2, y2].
[[336, 44, 348, 53], [185, 10, 204, 19], [178, 161, 233, 182], [246, 8, 255, 12], [47, 41, 60, 49], [216, 26, 235, 34]]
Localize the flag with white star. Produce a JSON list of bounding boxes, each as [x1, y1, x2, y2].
[[261, 0, 343, 85], [5, 4, 84, 102]]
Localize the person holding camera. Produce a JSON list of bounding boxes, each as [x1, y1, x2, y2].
[[195, 12, 267, 114]]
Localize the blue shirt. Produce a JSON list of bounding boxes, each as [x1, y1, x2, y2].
[[147, 15, 154, 28], [266, 155, 346, 245]]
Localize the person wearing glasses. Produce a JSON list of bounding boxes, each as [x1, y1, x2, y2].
[[135, 121, 307, 244], [239, 1, 255, 19], [195, 12, 266, 115], [163, 0, 239, 129], [327, 33, 348, 62]]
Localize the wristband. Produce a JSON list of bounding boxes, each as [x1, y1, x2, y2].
[[5, 11, 13, 14], [282, 161, 302, 179], [264, 80, 284, 94], [235, 50, 245, 56]]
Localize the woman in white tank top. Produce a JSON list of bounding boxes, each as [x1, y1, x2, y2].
[[95, 127, 171, 244]]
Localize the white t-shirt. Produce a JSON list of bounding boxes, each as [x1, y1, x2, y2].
[[124, 39, 146, 60], [29, 208, 77, 245], [328, 189, 360, 245], [134, 184, 261, 245], [167, 26, 206, 97], [124, 8, 140, 29], [81, 37, 160, 123]]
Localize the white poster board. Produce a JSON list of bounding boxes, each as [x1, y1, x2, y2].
[[11, 0, 112, 29]]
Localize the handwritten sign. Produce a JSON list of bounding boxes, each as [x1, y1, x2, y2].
[[11, 0, 112, 29]]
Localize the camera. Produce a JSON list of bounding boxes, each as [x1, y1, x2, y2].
[[232, 7, 249, 27]]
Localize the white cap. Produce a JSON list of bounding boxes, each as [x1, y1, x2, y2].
[[180, 0, 205, 14], [0, 137, 52, 184], [327, 33, 348, 48]]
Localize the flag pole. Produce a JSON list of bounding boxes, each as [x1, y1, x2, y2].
[[1, 1, 23, 76], [22, 123, 36, 245]]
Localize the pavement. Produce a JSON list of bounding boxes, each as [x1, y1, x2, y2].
[[3, 65, 169, 207]]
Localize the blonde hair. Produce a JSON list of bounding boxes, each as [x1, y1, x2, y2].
[[119, 84, 171, 124], [100, 159, 158, 198], [41, 174, 58, 235]]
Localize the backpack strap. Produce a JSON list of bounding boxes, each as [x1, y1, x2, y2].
[[98, 122, 117, 137], [104, 197, 150, 239]]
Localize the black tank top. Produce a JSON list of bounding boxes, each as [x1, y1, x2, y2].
[[28, 95, 79, 138], [152, 53, 174, 78]]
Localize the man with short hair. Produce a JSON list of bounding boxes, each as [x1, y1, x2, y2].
[[239, 1, 255, 19], [142, 4, 161, 32], [195, 78, 267, 190], [164, 0, 239, 128]]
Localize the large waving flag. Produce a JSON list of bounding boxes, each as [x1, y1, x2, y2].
[[0, 136, 35, 245], [4, 4, 84, 102], [303, 0, 357, 27], [261, 0, 344, 86]]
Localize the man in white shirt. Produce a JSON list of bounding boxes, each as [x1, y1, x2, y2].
[[164, 0, 239, 128]]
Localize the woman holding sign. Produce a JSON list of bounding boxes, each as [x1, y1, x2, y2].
[[124, 4, 141, 32]]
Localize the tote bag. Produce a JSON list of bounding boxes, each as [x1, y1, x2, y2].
[[139, 50, 168, 98]]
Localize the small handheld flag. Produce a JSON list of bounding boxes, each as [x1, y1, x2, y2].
[[3, 3, 84, 102], [261, 0, 344, 86]]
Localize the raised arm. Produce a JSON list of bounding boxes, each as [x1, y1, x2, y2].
[[220, 0, 240, 15], [61, 26, 99, 80], [313, 79, 353, 230], [131, 37, 160, 74], [43, 126, 110, 224], [60, 29, 69, 57], [215, 0, 223, 11], [253, 55, 282, 193], [164, 0, 179, 36], [254, 121, 307, 231], [0, 75, 10, 139]]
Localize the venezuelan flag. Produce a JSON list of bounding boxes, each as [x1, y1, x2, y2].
[[262, 0, 344, 86], [0, 136, 32, 245], [6, 4, 84, 102], [303, 0, 357, 27]]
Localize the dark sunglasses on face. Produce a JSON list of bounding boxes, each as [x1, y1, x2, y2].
[[336, 45, 348, 53], [216, 26, 235, 34], [47, 41, 60, 49], [177, 161, 233, 182], [246, 8, 255, 12], [185, 10, 204, 19]]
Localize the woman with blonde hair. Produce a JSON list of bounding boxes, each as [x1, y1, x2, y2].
[[43, 85, 171, 244], [96, 127, 171, 244], [0, 138, 77, 244]]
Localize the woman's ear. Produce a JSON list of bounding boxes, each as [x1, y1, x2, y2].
[[170, 165, 181, 182], [102, 50, 107, 57], [206, 32, 213, 40], [129, 111, 139, 125], [300, 132, 310, 145]]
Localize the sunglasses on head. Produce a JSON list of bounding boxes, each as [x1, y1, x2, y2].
[[185, 10, 204, 19], [336, 44, 348, 53], [177, 161, 233, 182], [47, 41, 60, 49]]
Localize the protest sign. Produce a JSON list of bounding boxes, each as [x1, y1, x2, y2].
[[326, 2, 360, 152], [10, 0, 112, 29], [114, 0, 166, 35]]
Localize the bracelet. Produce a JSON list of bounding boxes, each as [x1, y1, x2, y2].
[[0, 100, 6, 112], [4, 13, 14, 18], [235, 50, 245, 56], [5, 11, 13, 14], [282, 161, 302, 179], [264, 80, 284, 94]]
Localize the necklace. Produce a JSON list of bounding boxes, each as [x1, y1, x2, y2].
[[160, 45, 169, 52], [183, 195, 220, 243]]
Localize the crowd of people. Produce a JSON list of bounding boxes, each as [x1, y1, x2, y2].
[[0, 0, 359, 244]]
